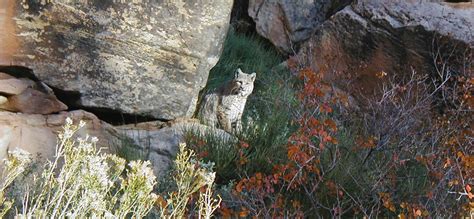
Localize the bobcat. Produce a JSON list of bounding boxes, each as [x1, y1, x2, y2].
[[198, 68, 256, 133]]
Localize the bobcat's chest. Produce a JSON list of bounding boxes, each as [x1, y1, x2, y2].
[[219, 95, 246, 121]]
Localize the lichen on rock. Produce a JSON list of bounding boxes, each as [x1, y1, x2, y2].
[[1, 0, 233, 120]]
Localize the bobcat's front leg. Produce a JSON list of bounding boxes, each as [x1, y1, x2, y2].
[[234, 111, 244, 133], [234, 120, 242, 133], [217, 110, 232, 133]]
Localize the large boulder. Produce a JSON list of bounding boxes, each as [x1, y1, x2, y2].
[[249, 0, 352, 54], [0, 110, 121, 165], [0, 0, 233, 120], [296, 0, 473, 97]]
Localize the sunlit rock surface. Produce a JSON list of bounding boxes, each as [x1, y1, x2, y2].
[[0, 0, 233, 120], [0, 110, 120, 165]]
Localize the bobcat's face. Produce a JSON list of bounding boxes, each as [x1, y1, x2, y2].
[[233, 68, 256, 97]]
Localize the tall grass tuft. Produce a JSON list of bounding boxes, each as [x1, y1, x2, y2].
[[203, 28, 283, 92]]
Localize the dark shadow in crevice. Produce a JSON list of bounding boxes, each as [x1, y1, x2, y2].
[[0, 65, 41, 81], [69, 106, 167, 126], [230, 0, 257, 35], [0, 65, 165, 125], [326, 0, 354, 19], [49, 85, 167, 126]]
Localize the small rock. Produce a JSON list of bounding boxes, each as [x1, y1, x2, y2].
[[0, 72, 14, 80], [1, 88, 67, 114], [0, 96, 7, 105], [0, 78, 35, 95], [148, 152, 173, 178]]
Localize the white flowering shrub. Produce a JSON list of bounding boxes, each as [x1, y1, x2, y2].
[[16, 118, 157, 218], [0, 118, 221, 218], [0, 149, 31, 217], [157, 143, 221, 219]]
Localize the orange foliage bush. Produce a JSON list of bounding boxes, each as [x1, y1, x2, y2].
[[221, 55, 473, 218]]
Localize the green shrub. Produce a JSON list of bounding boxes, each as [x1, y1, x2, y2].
[[202, 28, 283, 92], [117, 136, 147, 162], [156, 143, 221, 219]]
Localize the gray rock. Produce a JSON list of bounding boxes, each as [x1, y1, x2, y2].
[[148, 152, 174, 179], [117, 121, 236, 177], [296, 0, 473, 97], [249, 0, 352, 54], [353, 0, 474, 43], [0, 0, 233, 120]]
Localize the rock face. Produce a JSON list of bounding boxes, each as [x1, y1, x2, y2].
[[296, 0, 473, 96], [249, 0, 352, 54], [0, 0, 233, 120], [0, 110, 121, 165], [118, 121, 235, 177]]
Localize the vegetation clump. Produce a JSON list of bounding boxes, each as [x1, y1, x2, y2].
[[0, 118, 223, 218], [186, 30, 473, 218], [157, 143, 221, 219], [10, 118, 157, 218]]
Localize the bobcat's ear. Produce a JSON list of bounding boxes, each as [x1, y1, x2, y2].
[[235, 68, 243, 78], [250, 73, 256, 81]]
